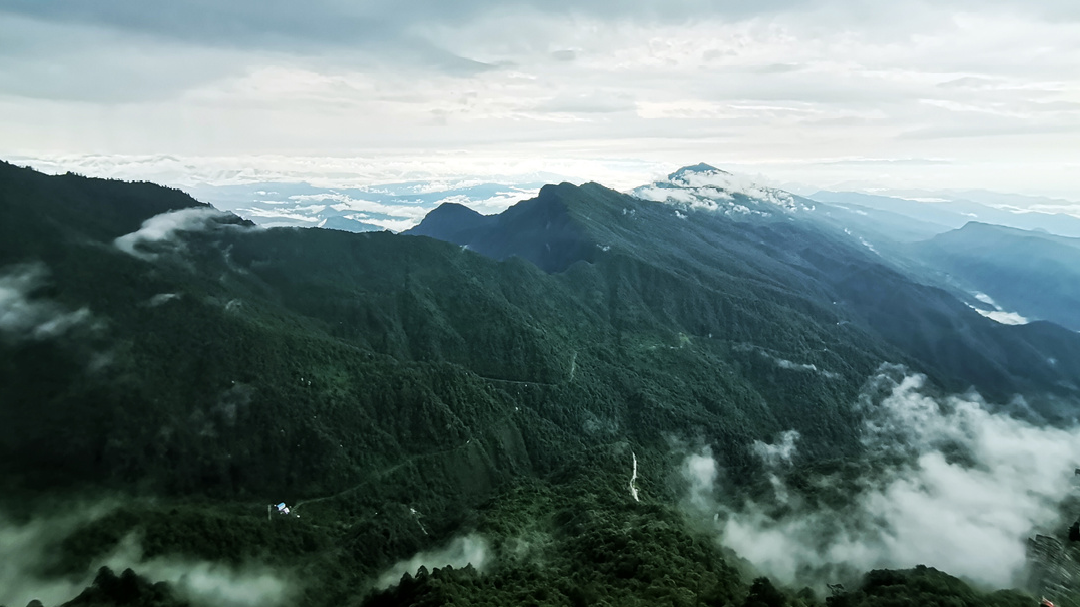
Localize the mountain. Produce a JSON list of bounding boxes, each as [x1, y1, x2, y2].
[[405, 201, 496, 244], [415, 164, 1080, 410], [907, 222, 1080, 332], [2, 161, 874, 605], [407, 183, 602, 273], [809, 191, 1080, 238], [3, 161, 1079, 606], [183, 179, 543, 232]]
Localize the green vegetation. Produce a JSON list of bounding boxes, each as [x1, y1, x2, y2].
[[0, 161, 1069, 606], [828, 566, 1032, 607], [908, 222, 1080, 331]]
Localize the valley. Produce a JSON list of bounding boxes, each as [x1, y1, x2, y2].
[[3, 161, 1080, 607]]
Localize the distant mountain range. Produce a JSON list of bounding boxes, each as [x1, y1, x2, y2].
[[180, 167, 1080, 337], [905, 222, 1080, 332], [184, 180, 546, 233], [184, 170, 1080, 238], [409, 163, 1080, 409], [808, 190, 1080, 239], [3, 160, 1079, 606]]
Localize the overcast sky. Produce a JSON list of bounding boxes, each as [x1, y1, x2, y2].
[[1, 0, 1078, 198]]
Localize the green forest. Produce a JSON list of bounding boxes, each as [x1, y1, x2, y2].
[[2, 161, 1079, 607]]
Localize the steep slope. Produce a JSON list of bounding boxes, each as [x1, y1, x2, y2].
[[414, 164, 1080, 409], [406, 201, 496, 245], [0, 162, 575, 500], [810, 191, 1080, 238], [3, 161, 1078, 606], [0, 162, 890, 605], [908, 222, 1080, 331], [407, 183, 599, 272]]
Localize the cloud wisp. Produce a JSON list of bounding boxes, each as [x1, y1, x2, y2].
[[113, 206, 239, 260], [374, 533, 490, 590], [689, 367, 1080, 589], [0, 505, 294, 607], [0, 263, 92, 342], [968, 293, 1031, 325]]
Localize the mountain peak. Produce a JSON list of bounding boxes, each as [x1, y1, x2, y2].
[[634, 164, 808, 216], [667, 163, 727, 181], [405, 201, 494, 241], [428, 200, 482, 217]]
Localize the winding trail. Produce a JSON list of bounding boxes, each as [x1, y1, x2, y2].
[[293, 398, 526, 513], [293, 351, 578, 514]]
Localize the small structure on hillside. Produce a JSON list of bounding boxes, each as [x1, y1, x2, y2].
[[268, 502, 297, 520]]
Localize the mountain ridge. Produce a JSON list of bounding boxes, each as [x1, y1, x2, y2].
[[3, 160, 1079, 606], [411, 168, 1080, 410]]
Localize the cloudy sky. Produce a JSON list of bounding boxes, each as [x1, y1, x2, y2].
[[2, 0, 1078, 197]]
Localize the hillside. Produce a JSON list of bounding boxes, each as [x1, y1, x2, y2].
[[3, 161, 1080, 606], [906, 222, 1080, 332], [414, 166, 1080, 409], [808, 191, 1080, 239]]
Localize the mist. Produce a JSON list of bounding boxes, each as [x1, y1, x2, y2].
[[683, 446, 719, 514], [374, 533, 490, 590], [113, 206, 235, 260], [0, 505, 293, 607], [697, 367, 1080, 589], [752, 430, 800, 468], [101, 535, 293, 607], [0, 262, 91, 342]]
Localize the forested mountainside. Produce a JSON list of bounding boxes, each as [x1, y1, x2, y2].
[[903, 222, 1080, 332], [410, 170, 1080, 411], [2, 161, 1078, 607]]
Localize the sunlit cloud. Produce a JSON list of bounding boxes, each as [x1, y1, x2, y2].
[[1, 0, 1078, 198]]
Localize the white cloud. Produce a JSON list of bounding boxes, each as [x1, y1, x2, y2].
[[432, 188, 541, 216], [148, 293, 181, 306], [0, 505, 293, 607], [752, 430, 801, 468], [967, 293, 1031, 325], [239, 207, 322, 224], [114, 206, 236, 260], [975, 308, 1030, 325], [774, 359, 819, 372], [682, 446, 720, 514], [0, 263, 91, 341], [633, 165, 808, 215], [101, 536, 293, 607], [2, 2, 1079, 199], [374, 533, 490, 590], [709, 368, 1080, 589]]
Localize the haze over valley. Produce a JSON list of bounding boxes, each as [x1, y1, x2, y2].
[[2, 0, 1080, 606]]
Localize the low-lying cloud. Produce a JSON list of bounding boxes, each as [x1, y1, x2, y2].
[[147, 292, 182, 306], [633, 166, 808, 216], [0, 263, 92, 342], [0, 505, 293, 607], [732, 343, 842, 380], [374, 533, 490, 590], [683, 446, 720, 514], [113, 206, 236, 260], [101, 535, 292, 607], [694, 366, 1080, 589], [752, 430, 801, 468], [969, 292, 1031, 325]]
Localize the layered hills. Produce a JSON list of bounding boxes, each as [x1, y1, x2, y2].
[[411, 165, 1080, 410], [2, 161, 1079, 606], [905, 222, 1080, 332]]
